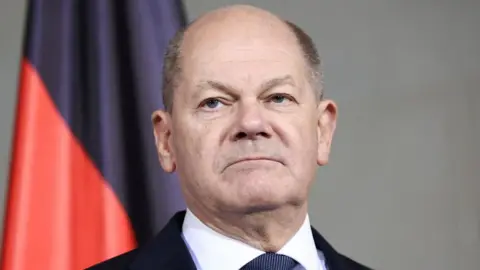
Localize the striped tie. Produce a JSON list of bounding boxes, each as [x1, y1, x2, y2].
[[240, 252, 299, 270]]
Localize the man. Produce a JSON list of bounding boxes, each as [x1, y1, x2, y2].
[[88, 4, 371, 270]]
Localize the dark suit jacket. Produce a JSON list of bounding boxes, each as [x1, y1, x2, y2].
[[86, 211, 372, 270]]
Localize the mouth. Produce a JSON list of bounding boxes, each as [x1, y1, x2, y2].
[[226, 156, 284, 169]]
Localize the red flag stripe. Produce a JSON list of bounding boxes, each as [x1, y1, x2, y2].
[[1, 59, 136, 270]]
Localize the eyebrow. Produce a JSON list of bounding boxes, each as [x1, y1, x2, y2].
[[194, 75, 296, 97]]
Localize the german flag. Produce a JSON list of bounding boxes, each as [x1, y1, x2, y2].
[[1, 1, 187, 269]]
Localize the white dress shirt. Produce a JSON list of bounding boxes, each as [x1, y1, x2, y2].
[[181, 209, 327, 270]]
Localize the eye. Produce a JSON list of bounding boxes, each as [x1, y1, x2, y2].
[[267, 94, 295, 104], [199, 98, 225, 110]]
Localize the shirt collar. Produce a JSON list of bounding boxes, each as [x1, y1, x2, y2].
[[181, 208, 322, 270], [277, 213, 322, 270]]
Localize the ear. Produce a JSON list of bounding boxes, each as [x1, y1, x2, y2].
[[316, 100, 338, 166], [151, 110, 176, 173]]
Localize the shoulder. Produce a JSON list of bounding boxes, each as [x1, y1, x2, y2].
[[311, 226, 373, 270], [85, 249, 139, 270], [338, 253, 374, 270], [85, 211, 191, 270]]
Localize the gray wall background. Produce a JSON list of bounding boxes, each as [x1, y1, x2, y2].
[[1, 0, 479, 269]]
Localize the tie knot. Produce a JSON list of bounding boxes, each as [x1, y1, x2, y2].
[[240, 252, 298, 270]]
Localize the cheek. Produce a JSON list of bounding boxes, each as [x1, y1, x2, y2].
[[287, 117, 319, 173], [287, 113, 317, 145], [173, 120, 219, 175], [300, 121, 318, 150]]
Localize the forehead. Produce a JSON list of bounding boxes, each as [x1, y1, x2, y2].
[[181, 19, 307, 86]]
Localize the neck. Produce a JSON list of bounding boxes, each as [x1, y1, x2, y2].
[[191, 203, 308, 252]]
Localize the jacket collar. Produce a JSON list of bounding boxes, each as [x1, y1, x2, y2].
[[129, 210, 347, 270], [129, 211, 196, 270], [311, 226, 351, 270]]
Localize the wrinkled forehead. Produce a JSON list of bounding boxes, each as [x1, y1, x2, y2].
[[180, 17, 307, 87]]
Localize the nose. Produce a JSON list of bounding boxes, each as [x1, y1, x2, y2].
[[231, 101, 272, 141]]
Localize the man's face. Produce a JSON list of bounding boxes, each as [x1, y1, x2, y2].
[[153, 18, 336, 214]]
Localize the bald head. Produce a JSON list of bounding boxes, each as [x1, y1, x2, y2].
[[187, 4, 283, 33], [162, 5, 322, 113]]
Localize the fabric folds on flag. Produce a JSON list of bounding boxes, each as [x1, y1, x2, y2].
[[1, 1, 187, 269]]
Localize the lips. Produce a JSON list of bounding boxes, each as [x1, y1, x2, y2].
[[227, 156, 284, 168]]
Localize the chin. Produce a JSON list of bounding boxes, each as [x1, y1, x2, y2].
[[242, 203, 283, 214], [238, 189, 298, 211], [217, 191, 305, 216], [220, 199, 285, 214], [219, 168, 305, 209]]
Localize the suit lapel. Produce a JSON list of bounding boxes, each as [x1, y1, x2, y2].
[[129, 211, 196, 270], [311, 226, 348, 270]]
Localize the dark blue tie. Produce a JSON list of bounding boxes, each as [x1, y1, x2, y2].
[[240, 252, 299, 270]]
